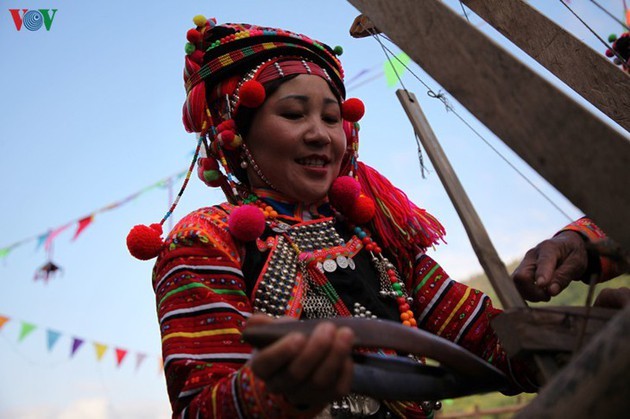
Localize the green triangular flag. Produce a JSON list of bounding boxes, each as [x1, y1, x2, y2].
[[18, 322, 36, 342], [384, 52, 411, 88]]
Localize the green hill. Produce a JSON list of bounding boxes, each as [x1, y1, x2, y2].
[[436, 261, 629, 418]]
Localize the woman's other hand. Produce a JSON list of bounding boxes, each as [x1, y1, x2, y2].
[[513, 231, 588, 302]]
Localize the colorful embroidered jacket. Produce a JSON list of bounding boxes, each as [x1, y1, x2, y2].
[[153, 201, 534, 418]]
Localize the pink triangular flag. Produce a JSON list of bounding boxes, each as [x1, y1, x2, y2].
[[44, 224, 70, 251], [135, 353, 147, 371]]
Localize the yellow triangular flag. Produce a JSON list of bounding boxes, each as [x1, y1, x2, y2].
[[93, 342, 108, 361]]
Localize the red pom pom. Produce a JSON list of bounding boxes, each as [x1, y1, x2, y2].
[[228, 205, 266, 242], [329, 176, 361, 212], [239, 80, 266, 108], [342, 98, 365, 122], [186, 29, 202, 44], [217, 119, 236, 133], [126, 223, 164, 260], [348, 194, 375, 225], [189, 50, 204, 64]]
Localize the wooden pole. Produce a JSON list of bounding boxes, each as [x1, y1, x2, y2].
[[348, 0, 630, 251], [461, 0, 630, 133], [396, 90, 525, 309], [397, 90, 559, 381]]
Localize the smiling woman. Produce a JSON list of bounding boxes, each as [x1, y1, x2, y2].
[[243, 75, 346, 204], [125, 15, 540, 419]]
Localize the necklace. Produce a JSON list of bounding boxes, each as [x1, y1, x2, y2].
[[248, 196, 417, 326]]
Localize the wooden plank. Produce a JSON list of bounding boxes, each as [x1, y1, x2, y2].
[[491, 306, 617, 356], [396, 90, 525, 309], [348, 0, 630, 251], [462, 0, 630, 133], [515, 305, 630, 418]]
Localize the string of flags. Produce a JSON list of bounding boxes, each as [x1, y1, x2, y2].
[[0, 314, 163, 374], [0, 170, 186, 282]]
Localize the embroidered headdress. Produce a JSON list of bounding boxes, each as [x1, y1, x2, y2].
[[127, 15, 444, 283]]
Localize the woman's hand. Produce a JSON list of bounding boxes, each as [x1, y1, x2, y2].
[[246, 314, 355, 411], [513, 231, 588, 302]]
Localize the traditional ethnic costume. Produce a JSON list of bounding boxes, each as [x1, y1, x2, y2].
[[124, 15, 560, 418]]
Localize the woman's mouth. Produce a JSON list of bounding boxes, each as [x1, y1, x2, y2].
[[296, 157, 329, 167]]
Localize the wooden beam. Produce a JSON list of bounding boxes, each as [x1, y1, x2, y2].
[[491, 306, 617, 356], [462, 0, 630, 133], [396, 90, 525, 309], [515, 305, 630, 418], [348, 0, 630, 251]]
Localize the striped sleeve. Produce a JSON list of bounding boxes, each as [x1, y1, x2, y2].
[[558, 217, 622, 283], [410, 253, 537, 393], [152, 206, 304, 418]]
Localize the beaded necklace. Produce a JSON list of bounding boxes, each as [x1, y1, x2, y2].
[[249, 195, 417, 327]]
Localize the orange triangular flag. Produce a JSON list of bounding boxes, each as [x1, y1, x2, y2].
[[115, 348, 128, 367], [0, 315, 9, 331], [94, 342, 108, 361]]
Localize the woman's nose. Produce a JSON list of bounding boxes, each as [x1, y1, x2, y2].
[[303, 119, 331, 145]]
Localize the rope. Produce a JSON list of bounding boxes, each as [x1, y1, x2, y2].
[[371, 35, 574, 222]]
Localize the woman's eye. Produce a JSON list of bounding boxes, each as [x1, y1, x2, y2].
[[281, 112, 303, 120], [323, 115, 340, 124]]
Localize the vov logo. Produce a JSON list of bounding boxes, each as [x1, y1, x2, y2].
[[9, 9, 58, 31]]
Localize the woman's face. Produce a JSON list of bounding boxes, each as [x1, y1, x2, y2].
[[245, 75, 346, 204]]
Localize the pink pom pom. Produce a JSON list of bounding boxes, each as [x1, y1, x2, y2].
[[228, 205, 266, 242], [126, 223, 164, 260], [239, 80, 266, 108], [329, 176, 361, 212], [342, 98, 365, 122], [348, 194, 375, 225]]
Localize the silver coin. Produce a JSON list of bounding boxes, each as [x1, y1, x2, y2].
[[348, 258, 356, 270], [271, 223, 290, 233], [323, 259, 337, 272], [316, 262, 324, 273], [336, 255, 349, 269]]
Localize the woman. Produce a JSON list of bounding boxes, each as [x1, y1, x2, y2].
[[127, 16, 536, 418]]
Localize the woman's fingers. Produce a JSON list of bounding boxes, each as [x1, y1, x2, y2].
[[250, 332, 306, 382]]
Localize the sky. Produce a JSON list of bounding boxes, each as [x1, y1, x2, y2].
[[0, 0, 627, 417]]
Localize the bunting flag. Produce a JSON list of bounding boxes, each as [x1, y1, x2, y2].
[[94, 342, 108, 361], [0, 169, 187, 266], [115, 348, 128, 367], [46, 329, 61, 352], [0, 315, 162, 374], [70, 337, 84, 357], [18, 322, 36, 342], [72, 215, 94, 241], [384, 51, 411, 87], [0, 315, 9, 330], [135, 352, 147, 371], [0, 247, 12, 260]]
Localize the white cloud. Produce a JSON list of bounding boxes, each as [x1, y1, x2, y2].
[[0, 398, 171, 419]]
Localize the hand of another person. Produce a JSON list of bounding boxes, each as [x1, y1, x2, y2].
[[513, 231, 588, 302], [594, 287, 630, 309], [246, 314, 355, 412]]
